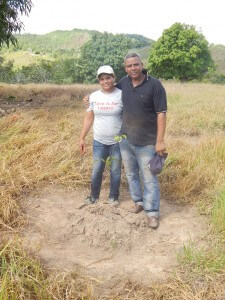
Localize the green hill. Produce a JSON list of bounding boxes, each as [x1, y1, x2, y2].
[[14, 29, 93, 54], [0, 29, 153, 66], [1, 28, 225, 76]]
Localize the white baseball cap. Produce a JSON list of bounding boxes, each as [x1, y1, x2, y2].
[[97, 65, 114, 77]]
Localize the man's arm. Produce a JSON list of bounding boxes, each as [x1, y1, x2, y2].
[[155, 112, 166, 155], [83, 94, 90, 107], [80, 111, 94, 153]]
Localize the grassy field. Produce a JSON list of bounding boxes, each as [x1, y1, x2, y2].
[[0, 82, 224, 299], [1, 50, 54, 69]]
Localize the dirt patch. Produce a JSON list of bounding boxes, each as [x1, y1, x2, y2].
[[22, 186, 206, 284]]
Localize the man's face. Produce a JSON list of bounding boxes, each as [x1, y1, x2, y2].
[[125, 57, 143, 80]]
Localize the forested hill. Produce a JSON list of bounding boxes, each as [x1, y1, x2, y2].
[[0, 28, 224, 84], [13, 29, 94, 54], [2, 28, 224, 75], [13, 29, 154, 56]]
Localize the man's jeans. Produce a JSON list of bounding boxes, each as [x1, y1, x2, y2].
[[91, 140, 121, 200], [119, 139, 160, 217]]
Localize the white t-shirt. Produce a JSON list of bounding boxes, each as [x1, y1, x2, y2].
[[87, 87, 123, 145]]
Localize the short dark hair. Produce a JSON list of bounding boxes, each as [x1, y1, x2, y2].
[[124, 52, 142, 63]]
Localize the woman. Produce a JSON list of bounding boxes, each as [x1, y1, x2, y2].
[[80, 65, 123, 206]]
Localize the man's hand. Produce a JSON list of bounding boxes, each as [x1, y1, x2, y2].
[[83, 94, 90, 107], [155, 140, 166, 156], [80, 139, 86, 154]]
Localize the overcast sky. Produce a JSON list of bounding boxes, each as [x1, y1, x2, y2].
[[21, 0, 225, 45]]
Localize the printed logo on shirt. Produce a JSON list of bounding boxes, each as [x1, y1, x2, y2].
[[94, 101, 120, 111]]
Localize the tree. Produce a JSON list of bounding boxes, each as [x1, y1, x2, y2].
[[0, 0, 32, 48], [148, 23, 214, 81], [75, 32, 132, 83]]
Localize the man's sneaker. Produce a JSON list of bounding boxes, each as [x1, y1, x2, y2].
[[85, 196, 98, 204], [130, 204, 143, 214], [109, 198, 119, 207], [147, 216, 159, 229]]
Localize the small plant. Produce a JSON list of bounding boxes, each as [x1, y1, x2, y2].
[[114, 134, 127, 142], [6, 95, 16, 102]]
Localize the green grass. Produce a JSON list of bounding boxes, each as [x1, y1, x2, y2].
[[211, 190, 225, 235], [1, 50, 54, 69], [0, 240, 49, 299], [0, 239, 95, 299], [178, 240, 225, 276]]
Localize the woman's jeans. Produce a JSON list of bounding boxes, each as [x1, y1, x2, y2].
[[91, 140, 121, 200], [119, 139, 160, 218]]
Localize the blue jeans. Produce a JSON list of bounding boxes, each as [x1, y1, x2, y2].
[[119, 139, 160, 217], [91, 140, 121, 199]]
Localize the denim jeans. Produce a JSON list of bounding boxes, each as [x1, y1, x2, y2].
[[91, 140, 121, 200], [119, 139, 160, 217]]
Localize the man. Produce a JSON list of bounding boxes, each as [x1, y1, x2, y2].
[[116, 53, 167, 229], [83, 53, 167, 229]]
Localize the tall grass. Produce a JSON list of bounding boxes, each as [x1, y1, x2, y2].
[[0, 82, 225, 299], [211, 190, 225, 236], [0, 239, 95, 299], [0, 84, 96, 229]]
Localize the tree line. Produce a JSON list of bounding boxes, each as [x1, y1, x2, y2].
[[0, 0, 224, 84]]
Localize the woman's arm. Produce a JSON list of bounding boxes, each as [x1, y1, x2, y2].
[[80, 111, 94, 153]]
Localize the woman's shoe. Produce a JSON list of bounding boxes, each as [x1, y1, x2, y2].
[[85, 196, 98, 204], [109, 198, 119, 206]]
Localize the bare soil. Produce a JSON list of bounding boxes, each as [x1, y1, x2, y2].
[[22, 186, 206, 284]]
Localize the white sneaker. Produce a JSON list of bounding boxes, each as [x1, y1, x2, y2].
[[109, 198, 119, 207], [85, 196, 98, 204]]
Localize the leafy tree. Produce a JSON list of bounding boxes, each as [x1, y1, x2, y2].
[[76, 32, 132, 83], [148, 23, 214, 81], [0, 0, 32, 48]]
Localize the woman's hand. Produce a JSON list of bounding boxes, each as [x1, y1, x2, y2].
[[80, 139, 86, 154]]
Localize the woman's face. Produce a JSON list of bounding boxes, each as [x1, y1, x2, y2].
[[98, 73, 115, 92]]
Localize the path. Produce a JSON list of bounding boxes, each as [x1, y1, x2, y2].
[[22, 186, 206, 284]]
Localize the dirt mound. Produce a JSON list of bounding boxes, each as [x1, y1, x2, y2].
[[22, 187, 206, 284]]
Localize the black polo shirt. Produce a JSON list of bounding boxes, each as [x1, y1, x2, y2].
[[116, 75, 167, 145]]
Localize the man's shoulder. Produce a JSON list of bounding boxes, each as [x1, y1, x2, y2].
[[114, 87, 122, 95], [120, 75, 128, 81], [147, 75, 160, 83], [116, 76, 128, 88], [142, 75, 166, 94]]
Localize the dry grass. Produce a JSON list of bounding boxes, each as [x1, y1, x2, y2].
[[104, 275, 225, 300], [0, 239, 224, 300], [0, 84, 97, 229], [0, 82, 225, 299], [160, 82, 225, 203], [0, 239, 96, 299]]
